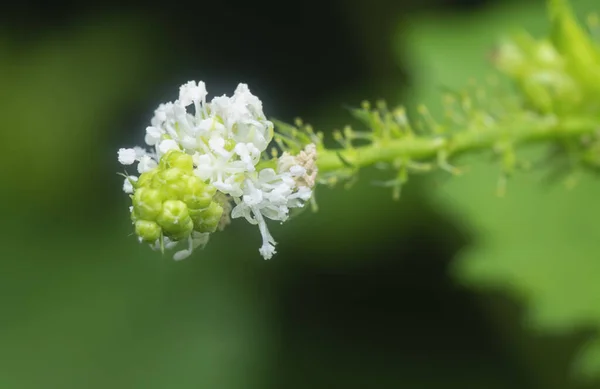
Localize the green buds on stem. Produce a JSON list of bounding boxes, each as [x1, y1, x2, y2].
[[129, 150, 223, 245]]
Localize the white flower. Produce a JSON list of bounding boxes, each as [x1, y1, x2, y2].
[[137, 155, 157, 174], [119, 147, 159, 176], [257, 214, 277, 260], [118, 148, 137, 165], [118, 80, 316, 260], [234, 143, 261, 171], [290, 165, 306, 177], [123, 176, 138, 194], [151, 103, 172, 127], [145, 126, 162, 146], [158, 139, 180, 155], [150, 237, 178, 251], [138, 81, 273, 196], [231, 163, 313, 259], [179, 80, 207, 107], [193, 151, 247, 197]]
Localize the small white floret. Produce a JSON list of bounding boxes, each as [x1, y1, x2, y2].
[[289, 165, 306, 177], [138, 155, 158, 174], [259, 243, 276, 260], [145, 126, 163, 146], [123, 176, 138, 194], [158, 139, 180, 154], [118, 148, 137, 165], [179, 81, 207, 107]]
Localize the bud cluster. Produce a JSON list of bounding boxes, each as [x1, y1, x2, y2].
[[130, 150, 223, 246], [494, 0, 600, 115]]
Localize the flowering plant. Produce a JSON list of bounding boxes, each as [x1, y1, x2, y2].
[[118, 0, 600, 265], [118, 82, 317, 260]]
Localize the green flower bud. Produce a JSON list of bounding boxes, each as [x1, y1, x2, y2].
[[495, 33, 584, 114], [188, 207, 202, 221], [190, 201, 223, 233], [155, 168, 188, 199], [137, 170, 156, 189], [549, 0, 600, 92], [133, 187, 164, 220], [135, 220, 162, 243], [168, 219, 195, 241], [130, 207, 139, 223], [495, 40, 527, 78], [224, 139, 236, 152], [128, 147, 229, 244], [157, 199, 194, 240], [161, 150, 194, 171], [519, 69, 582, 114], [533, 40, 563, 69], [183, 175, 216, 209]]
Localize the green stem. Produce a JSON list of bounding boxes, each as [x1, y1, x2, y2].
[[316, 116, 600, 174]]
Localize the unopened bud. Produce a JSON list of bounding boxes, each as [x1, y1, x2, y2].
[[190, 202, 223, 233], [161, 150, 194, 171], [133, 187, 164, 220], [183, 175, 216, 209], [157, 199, 194, 240], [135, 220, 162, 243]]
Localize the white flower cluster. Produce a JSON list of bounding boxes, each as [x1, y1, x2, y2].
[[118, 81, 316, 259]]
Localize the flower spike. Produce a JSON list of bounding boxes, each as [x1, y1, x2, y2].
[[118, 0, 600, 261]]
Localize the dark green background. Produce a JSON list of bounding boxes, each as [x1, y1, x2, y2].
[[1, 0, 598, 388]]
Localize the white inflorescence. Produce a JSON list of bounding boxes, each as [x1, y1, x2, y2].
[[118, 81, 316, 259]]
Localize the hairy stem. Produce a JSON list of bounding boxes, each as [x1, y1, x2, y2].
[[316, 116, 600, 173]]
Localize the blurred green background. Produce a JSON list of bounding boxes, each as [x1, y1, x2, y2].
[[1, 0, 600, 388]]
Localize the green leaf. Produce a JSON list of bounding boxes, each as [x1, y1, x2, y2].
[[399, 0, 600, 384]]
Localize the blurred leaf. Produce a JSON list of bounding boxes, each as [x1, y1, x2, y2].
[[575, 338, 600, 380], [398, 0, 600, 385], [0, 15, 274, 389], [0, 215, 274, 389], [0, 15, 158, 209]]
